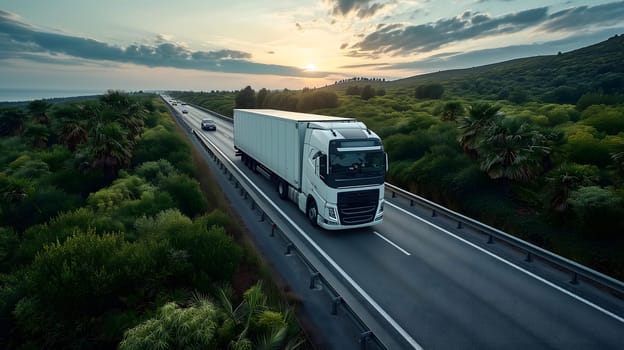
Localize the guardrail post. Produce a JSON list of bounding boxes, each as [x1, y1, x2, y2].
[[457, 221, 463, 229], [410, 199, 414, 206], [285, 243, 294, 255], [309, 272, 320, 289], [487, 235, 494, 244], [525, 252, 532, 262], [570, 272, 579, 285], [432, 209, 437, 217], [392, 191, 396, 198], [331, 296, 343, 315], [271, 223, 277, 237], [260, 211, 265, 222], [359, 331, 372, 350]]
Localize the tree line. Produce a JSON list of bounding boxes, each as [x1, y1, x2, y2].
[[234, 86, 339, 112]]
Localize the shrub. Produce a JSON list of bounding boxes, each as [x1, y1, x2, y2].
[[159, 174, 208, 218], [581, 105, 624, 135], [11, 231, 176, 348], [134, 159, 179, 185], [568, 186, 624, 235], [132, 125, 193, 174]]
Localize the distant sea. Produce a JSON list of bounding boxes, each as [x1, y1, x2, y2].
[[0, 88, 105, 102]]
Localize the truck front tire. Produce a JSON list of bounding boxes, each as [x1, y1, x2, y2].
[[306, 200, 318, 227]]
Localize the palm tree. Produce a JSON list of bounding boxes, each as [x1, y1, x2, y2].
[[79, 93, 144, 178], [442, 101, 464, 121], [53, 105, 88, 151], [546, 163, 598, 212], [87, 121, 132, 178], [457, 103, 502, 157], [23, 123, 50, 148], [217, 282, 301, 350], [28, 99, 51, 124], [477, 119, 551, 183], [100, 90, 145, 140]]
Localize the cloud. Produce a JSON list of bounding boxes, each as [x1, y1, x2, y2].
[[0, 10, 329, 78], [339, 62, 390, 69], [348, 1, 624, 57], [327, 0, 387, 18], [348, 7, 549, 56], [542, 1, 624, 31], [382, 27, 624, 73]]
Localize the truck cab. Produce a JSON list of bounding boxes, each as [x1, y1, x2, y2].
[[300, 121, 386, 229]]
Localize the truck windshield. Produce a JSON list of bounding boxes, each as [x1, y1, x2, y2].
[[327, 149, 385, 187]]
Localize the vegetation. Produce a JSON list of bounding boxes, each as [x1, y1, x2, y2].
[[0, 93, 305, 349], [172, 34, 624, 280]]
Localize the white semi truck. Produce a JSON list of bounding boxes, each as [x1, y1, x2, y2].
[[233, 109, 386, 230]]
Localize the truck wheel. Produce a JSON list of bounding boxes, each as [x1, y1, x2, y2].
[[307, 200, 318, 227], [277, 180, 288, 200], [251, 159, 258, 173]]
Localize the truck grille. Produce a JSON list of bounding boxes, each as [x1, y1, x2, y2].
[[337, 189, 379, 225]]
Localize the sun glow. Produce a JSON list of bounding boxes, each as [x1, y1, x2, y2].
[[305, 63, 317, 71]]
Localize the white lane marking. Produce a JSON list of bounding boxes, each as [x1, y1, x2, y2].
[[387, 202, 624, 324], [374, 231, 411, 256], [196, 132, 424, 350]]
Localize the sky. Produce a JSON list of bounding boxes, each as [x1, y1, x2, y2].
[[1, 0, 623, 92]]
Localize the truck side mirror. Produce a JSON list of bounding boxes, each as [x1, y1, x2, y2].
[[319, 154, 327, 178], [385, 153, 389, 173]]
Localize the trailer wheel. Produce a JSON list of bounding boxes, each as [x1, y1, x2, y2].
[[306, 200, 318, 227], [277, 180, 288, 200], [251, 159, 258, 173]]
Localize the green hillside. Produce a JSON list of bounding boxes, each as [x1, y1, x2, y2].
[[331, 34, 624, 104]]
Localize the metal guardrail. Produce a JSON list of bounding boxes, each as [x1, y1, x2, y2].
[[165, 98, 391, 349], [385, 182, 624, 299]]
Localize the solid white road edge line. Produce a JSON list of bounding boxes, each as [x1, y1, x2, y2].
[[387, 202, 624, 324], [374, 231, 411, 256], [196, 131, 424, 350]]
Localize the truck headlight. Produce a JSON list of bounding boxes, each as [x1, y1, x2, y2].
[[328, 207, 337, 220]]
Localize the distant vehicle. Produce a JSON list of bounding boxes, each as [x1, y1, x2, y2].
[[234, 109, 386, 230], [201, 118, 216, 131], [182, 109, 188, 114], [172, 103, 177, 106]]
